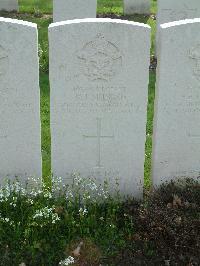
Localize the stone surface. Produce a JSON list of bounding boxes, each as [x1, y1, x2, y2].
[[152, 18, 200, 186], [0, 17, 41, 182], [156, 0, 200, 55], [123, 0, 150, 15], [49, 18, 150, 198], [53, 0, 97, 22], [0, 0, 18, 11]]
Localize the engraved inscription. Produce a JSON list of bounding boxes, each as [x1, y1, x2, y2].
[[188, 133, 200, 138], [189, 44, 200, 81], [0, 133, 7, 139], [83, 118, 114, 168], [165, 86, 200, 114], [63, 85, 135, 114], [77, 34, 122, 82], [0, 45, 8, 78]]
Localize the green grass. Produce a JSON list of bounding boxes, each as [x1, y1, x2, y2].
[[1, 0, 157, 186], [0, 176, 135, 265], [0, 177, 198, 265], [18, 0, 157, 14]]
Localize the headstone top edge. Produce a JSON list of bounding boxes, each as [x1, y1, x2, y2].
[[161, 17, 200, 29], [0, 16, 37, 29], [49, 18, 151, 30]]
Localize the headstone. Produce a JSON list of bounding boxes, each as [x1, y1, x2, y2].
[[123, 0, 151, 15], [0, 0, 18, 11], [53, 0, 97, 22], [0, 17, 41, 182], [156, 0, 200, 55], [49, 18, 151, 198], [152, 18, 200, 186]]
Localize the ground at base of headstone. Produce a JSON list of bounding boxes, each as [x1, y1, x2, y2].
[[110, 178, 200, 266], [0, 178, 199, 266]]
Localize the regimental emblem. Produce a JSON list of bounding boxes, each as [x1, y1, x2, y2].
[[189, 44, 200, 81], [77, 34, 122, 82], [0, 45, 8, 78]]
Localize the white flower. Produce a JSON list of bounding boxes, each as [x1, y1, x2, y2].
[[79, 208, 88, 216], [66, 190, 73, 200], [32, 207, 60, 226], [27, 198, 34, 205], [44, 191, 52, 198], [59, 256, 75, 265]]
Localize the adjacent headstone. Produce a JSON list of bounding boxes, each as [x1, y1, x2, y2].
[[49, 18, 151, 198], [152, 18, 200, 186], [123, 0, 151, 15], [156, 0, 200, 55], [0, 17, 41, 182], [53, 0, 97, 22], [0, 0, 18, 11]]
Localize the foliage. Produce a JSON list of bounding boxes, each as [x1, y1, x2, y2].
[[0, 176, 134, 265], [0, 178, 199, 265]]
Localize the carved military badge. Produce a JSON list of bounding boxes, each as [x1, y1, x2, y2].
[[77, 34, 122, 81]]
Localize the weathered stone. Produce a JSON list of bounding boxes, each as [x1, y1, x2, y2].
[[123, 0, 150, 15], [152, 18, 200, 186], [0, 17, 42, 183], [49, 18, 150, 198], [53, 0, 97, 22], [156, 0, 200, 55], [0, 0, 18, 11]]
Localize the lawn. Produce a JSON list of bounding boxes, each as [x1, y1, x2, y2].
[[18, 0, 157, 14]]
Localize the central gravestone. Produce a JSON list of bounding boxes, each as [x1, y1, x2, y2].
[[0, 17, 41, 183], [49, 19, 150, 198], [53, 0, 97, 22], [0, 0, 18, 11], [152, 18, 200, 186]]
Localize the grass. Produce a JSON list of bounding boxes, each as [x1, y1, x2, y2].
[[0, 176, 132, 265], [0, 177, 199, 265], [18, 0, 157, 14]]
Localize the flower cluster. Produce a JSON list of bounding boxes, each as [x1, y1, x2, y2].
[[32, 206, 60, 227], [58, 256, 75, 265], [0, 213, 14, 226], [0, 181, 26, 202]]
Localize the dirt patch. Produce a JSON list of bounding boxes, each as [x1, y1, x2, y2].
[[111, 179, 200, 265]]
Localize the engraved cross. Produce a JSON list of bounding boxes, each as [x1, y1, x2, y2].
[[0, 46, 8, 76], [189, 44, 200, 80], [83, 118, 114, 168]]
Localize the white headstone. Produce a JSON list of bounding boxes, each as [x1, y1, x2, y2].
[[123, 0, 150, 15], [49, 18, 150, 198], [53, 0, 97, 22], [0, 0, 18, 11], [156, 0, 200, 55], [0, 18, 41, 182], [152, 18, 200, 186]]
